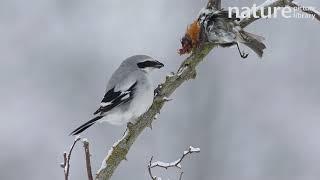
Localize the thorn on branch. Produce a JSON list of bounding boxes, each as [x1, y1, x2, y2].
[[148, 123, 153, 130]]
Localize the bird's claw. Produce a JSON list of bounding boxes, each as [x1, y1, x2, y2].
[[122, 128, 128, 136], [154, 86, 162, 97], [240, 52, 249, 59]]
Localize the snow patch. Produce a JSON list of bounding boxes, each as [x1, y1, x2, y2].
[[101, 102, 112, 107], [258, 0, 278, 8], [189, 146, 201, 152], [97, 130, 129, 173], [82, 138, 89, 143]]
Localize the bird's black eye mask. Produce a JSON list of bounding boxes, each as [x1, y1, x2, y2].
[[137, 60, 164, 69]]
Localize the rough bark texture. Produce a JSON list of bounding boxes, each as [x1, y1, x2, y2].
[[83, 140, 94, 180], [95, 0, 319, 179]]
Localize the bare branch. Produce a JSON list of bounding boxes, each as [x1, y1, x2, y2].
[[83, 139, 94, 180], [239, 0, 288, 28], [288, 1, 320, 21], [62, 152, 67, 180], [147, 157, 156, 180], [150, 146, 200, 169], [61, 136, 81, 180], [240, 0, 320, 28], [179, 172, 184, 180], [148, 146, 200, 180]]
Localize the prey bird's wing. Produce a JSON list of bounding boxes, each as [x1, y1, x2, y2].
[[212, 10, 239, 21], [93, 81, 137, 115]]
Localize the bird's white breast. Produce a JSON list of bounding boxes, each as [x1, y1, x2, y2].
[[129, 75, 154, 122], [99, 73, 154, 125]]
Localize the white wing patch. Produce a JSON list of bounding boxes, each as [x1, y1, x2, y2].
[[101, 102, 112, 107], [121, 94, 130, 101], [93, 81, 138, 115]]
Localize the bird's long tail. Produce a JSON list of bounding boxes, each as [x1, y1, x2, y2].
[[238, 30, 266, 58], [70, 116, 103, 136]]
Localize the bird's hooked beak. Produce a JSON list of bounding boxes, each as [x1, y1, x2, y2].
[[153, 60, 164, 69]]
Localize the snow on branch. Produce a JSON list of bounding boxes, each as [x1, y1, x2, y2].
[[148, 146, 200, 180], [240, 0, 320, 28], [61, 136, 81, 180], [288, 1, 320, 21]]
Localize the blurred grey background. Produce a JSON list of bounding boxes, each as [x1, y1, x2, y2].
[[1, 0, 320, 179]]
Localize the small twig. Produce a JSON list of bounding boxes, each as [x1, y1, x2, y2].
[[288, 1, 320, 21], [148, 156, 157, 180], [148, 146, 200, 180], [62, 152, 68, 180], [61, 136, 81, 180], [150, 146, 200, 169], [83, 139, 94, 180], [179, 172, 184, 180], [240, 0, 320, 28]]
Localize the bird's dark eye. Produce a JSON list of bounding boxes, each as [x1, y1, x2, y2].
[[137, 61, 154, 68], [137, 60, 164, 69]]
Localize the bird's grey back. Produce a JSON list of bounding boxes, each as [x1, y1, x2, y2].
[[120, 55, 153, 67], [106, 55, 153, 91]]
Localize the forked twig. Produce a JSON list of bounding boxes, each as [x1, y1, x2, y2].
[[148, 146, 200, 180]]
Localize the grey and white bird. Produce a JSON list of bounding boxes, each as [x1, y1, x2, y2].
[[70, 55, 164, 135]]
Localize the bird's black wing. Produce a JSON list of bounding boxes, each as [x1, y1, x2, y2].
[[93, 81, 137, 115]]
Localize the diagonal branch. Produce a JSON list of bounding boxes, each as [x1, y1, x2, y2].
[[288, 1, 320, 21], [96, 44, 213, 180], [95, 0, 319, 179], [240, 0, 320, 28]]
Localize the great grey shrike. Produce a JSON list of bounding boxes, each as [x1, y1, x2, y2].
[[70, 55, 164, 135]]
